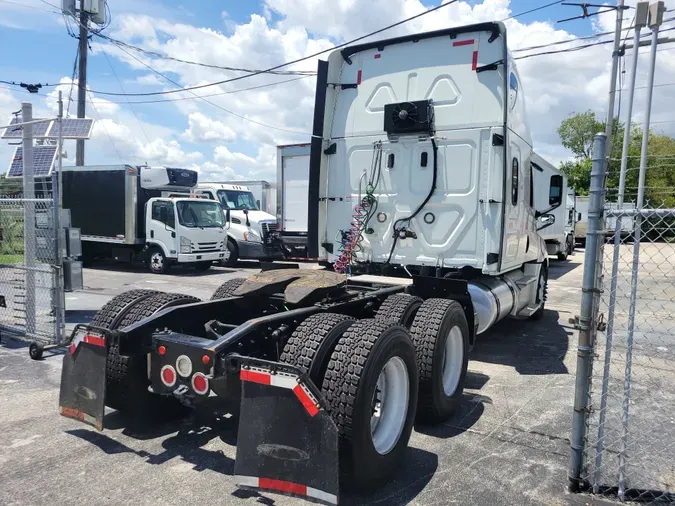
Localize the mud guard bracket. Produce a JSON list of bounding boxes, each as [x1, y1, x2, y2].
[[232, 355, 339, 505]]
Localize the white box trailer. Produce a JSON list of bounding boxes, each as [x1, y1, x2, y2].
[[276, 143, 311, 258], [531, 154, 573, 260], [574, 196, 635, 245]]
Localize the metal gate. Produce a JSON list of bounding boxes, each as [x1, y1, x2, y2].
[[570, 134, 675, 502], [0, 196, 64, 347]]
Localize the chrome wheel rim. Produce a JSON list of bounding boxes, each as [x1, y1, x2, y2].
[[370, 356, 409, 455], [150, 252, 164, 272], [441, 325, 464, 397]]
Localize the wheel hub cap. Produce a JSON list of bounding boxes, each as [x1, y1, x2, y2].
[[370, 356, 409, 455], [442, 326, 464, 397]]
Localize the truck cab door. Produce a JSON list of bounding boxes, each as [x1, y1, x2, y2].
[[148, 200, 177, 257]]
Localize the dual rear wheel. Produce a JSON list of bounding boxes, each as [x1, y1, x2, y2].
[[279, 295, 470, 490]]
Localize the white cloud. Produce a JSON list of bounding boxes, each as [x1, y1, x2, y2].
[[182, 112, 237, 143], [4, 0, 675, 181]]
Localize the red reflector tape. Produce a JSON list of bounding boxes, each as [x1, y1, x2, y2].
[[236, 475, 338, 505], [356, 69, 362, 85], [472, 50, 478, 71], [374, 53, 381, 59], [240, 369, 271, 385], [83, 334, 105, 347], [293, 384, 319, 417], [453, 39, 474, 46], [260, 477, 307, 496]]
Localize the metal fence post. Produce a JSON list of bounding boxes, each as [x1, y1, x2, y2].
[[21, 102, 36, 338], [52, 92, 64, 345], [569, 133, 607, 491]]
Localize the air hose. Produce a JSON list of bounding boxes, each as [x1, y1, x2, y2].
[[334, 143, 383, 274]]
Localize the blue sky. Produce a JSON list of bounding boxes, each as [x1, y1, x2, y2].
[[0, 0, 673, 180]]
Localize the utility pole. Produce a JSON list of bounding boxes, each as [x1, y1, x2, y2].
[[76, 0, 89, 166]]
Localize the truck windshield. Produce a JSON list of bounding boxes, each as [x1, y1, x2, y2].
[[176, 201, 225, 228], [217, 190, 258, 211]]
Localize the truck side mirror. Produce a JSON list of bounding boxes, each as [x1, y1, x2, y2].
[[549, 175, 563, 208]]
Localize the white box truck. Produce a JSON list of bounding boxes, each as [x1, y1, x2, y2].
[[194, 183, 280, 265], [532, 154, 573, 260], [276, 143, 311, 259], [62, 165, 229, 273]]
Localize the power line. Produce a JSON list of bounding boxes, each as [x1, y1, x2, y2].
[[98, 43, 162, 164], [502, 0, 564, 21], [79, 0, 459, 97], [111, 41, 315, 137], [95, 33, 316, 76], [0, 0, 60, 14]]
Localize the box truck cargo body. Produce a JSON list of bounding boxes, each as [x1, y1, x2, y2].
[[277, 143, 311, 258], [62, 165, 228, 273]]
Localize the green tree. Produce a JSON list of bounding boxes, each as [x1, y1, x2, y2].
[[557, 110, 605, 159]]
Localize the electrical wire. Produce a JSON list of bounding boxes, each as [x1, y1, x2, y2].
[[85, 88, 123, 163], [108, 41, 317, 137], [502, 0, 564, 21], [96, 34, 316, 76], [97, 43, 162, 165], [75, 0, 459, 97], [0, 0, 60, 14]]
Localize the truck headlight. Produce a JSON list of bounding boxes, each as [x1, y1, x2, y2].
[[180, 236, 191, 253], [243, 231, 262, 243]]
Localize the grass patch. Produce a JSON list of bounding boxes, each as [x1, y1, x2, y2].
[[0, 253, 24, 265]]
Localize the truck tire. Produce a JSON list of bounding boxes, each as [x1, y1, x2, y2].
[[224, 239, 239, 266], [321, 319, 418, 491], [409, 299, 469, 425], [210, 277, 246, 300], [147, 247, 170, 274], [376, 294, 423, 327], [530, 265, 548, 320], [88, 289, 159, 330], [280, 313, 355, 387], [106, 292, 200, 413]]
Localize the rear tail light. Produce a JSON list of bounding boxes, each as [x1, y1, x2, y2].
[[161, 365, 177, 387], [192, 373, 209, 395], [176, 355, 193, 377]]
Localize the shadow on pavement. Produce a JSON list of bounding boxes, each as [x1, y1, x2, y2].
[[548, 255, 583, 280], [69, 399, 239, 475], [340, 446, 439, 505], [471, 309, 571, 375], [65, 309, 98, 325]]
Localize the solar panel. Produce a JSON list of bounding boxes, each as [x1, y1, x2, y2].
[[1, 117, 53, 139], [6, 145, 58, 178], [47, 118, 94, 139]]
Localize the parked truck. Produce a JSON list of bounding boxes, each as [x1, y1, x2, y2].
[[277, 143, 311, 259], [532, 154, 572, 260], [59, 22, 564, 505], [62, 165, 229, 273], [575, 196, 635, 246], [194, 183, 280, 265], [221, 180, 276, 216]]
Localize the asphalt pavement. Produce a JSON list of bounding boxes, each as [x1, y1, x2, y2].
[[0, 256, 618, 506]]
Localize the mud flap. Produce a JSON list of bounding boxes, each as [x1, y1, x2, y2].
[[234, 358, 339, 505], [58, 325, 109, 431]]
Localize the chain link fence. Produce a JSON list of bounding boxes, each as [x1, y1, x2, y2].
[[579, 181, 675, 502], [0, 194, 64, 346]]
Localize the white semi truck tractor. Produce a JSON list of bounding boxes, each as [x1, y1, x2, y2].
[[195, 183, 280, 265], [59, 22, 564, 505]]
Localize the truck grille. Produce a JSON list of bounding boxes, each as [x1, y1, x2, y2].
[[192, 241, 221, 253], [260, 222, 277, 235]]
